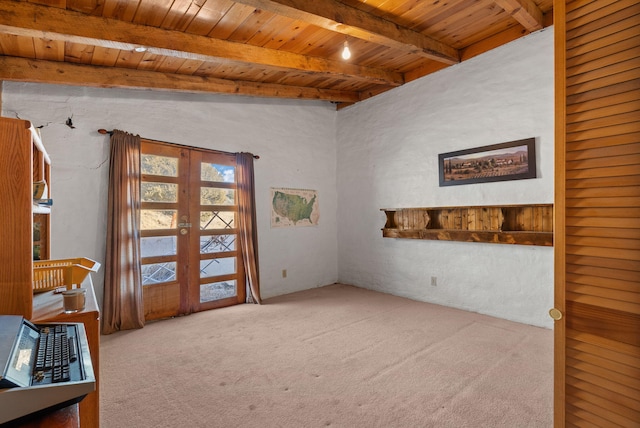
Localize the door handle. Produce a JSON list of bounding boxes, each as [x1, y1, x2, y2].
[[548, 308, 563, 320]]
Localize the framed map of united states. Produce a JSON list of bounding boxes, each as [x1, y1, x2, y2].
[[270, 188, 319, 227]]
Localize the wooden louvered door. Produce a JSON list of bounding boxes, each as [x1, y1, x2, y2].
[[554, 1, 640, 426]]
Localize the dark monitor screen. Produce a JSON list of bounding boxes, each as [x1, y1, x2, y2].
[[5, 321, 39, 388]]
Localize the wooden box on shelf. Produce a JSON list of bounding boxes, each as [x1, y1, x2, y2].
[[381, 204, 553, 246]]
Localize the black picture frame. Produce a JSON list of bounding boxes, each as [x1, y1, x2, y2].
[[438, 138, 537, 187]]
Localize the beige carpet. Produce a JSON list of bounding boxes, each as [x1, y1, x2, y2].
[[100, 284, 553, 427]]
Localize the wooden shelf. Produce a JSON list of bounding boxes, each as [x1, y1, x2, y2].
[[381, 204, 553, 246]]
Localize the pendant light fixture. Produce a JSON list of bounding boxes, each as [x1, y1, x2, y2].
[[341, 40, 351, 60]]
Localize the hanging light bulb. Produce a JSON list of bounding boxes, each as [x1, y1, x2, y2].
[[341, 40, 351, 60]]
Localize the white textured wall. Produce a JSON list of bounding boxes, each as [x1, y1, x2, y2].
[[336, 28, 555, 328], [1, 86, 339, 306], [2, 28, 554, 327]]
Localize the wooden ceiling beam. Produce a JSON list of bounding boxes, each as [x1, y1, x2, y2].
[[0, 1, 403, 87], [0, 56, 361, 102], [493, 0, 544, 32], [231, 0, 460, 65]]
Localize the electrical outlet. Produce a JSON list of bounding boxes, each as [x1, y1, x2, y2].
[[282, 269, 287, 278], [430, 276, 437, 286]]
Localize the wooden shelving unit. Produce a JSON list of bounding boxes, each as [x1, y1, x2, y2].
[[0, 117, 51, 318], [381, 204, 553, 246]]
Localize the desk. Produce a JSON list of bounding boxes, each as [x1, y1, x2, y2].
[[32, 278, 100, 428]]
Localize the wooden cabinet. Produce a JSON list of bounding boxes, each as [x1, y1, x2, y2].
[[381, 204, 553, 246], [33, 278, 100, 428], [0, 117, 51, 319]]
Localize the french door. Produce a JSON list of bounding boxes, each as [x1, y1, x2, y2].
[[140, 140, 245, 321]]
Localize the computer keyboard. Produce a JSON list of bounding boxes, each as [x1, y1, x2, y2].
[[0, 316, 96, 424], [34, 324, 77, 383]]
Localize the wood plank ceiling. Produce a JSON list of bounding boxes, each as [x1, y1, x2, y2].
[[0, 0, 553, 107]]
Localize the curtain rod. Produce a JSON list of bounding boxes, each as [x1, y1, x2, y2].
[[98, 129, 259, 159]]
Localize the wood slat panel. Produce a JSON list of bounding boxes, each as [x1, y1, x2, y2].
[[566, 254, 640, 272], [567, 98, 640, 125], [208, 4, 258, 40], [566, 243, 640, 261], [566, 154, 640, 171], [566, 370, 640, 412], [567, 45, 640, 80], [566, 225, 640, 240], [566, 401, 624, 428], [566, 109, 640, 133], [566, 297, 638, 320], [567, 262, 640, 282], [567, 339, 640, 371], [566, 1, 640, 35], [565, 217, 640, 231], [567, 354, 640, 391], [133, 0, 175, 27], [101, 0, 139, 22], [567, 69, 640, 99], [567, 120, 640, 143], [567, 282, 640, 305], [567, 15, 640, 56], [186, 0, 236, 37], [567, 27, 640, 63], [568, 330, 640, 360], [566, 383, 640, 422], [228, 9, 277, 44], [565, 207, 640, 218], [566, 392, 638, 427], [33, 38, 65, 61], [565, 196, 640, 209], [566, 234, 640, 251], [90, 45, 120, 66], [566, 299, 640, 334], [565, 140, 640, 160], [567, 56, 640, 88], [566, 138, 640, 159], [565, 174, 640, 189], [0, 33, 36, 58], [567, 376, 640, 413], [159, 0, 202, 31], [566, 79, 640, 106], [566, 164, 640, 180], [566, 0, 629, 21]]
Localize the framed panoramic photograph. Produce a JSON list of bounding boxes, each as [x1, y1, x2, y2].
[[438, 138, 537, 187]]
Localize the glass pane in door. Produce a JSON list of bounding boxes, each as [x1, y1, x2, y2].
[[199, 257, 236, 278], [200, 280, 237, 303]]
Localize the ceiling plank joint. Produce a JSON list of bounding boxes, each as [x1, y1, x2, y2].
[[494, 0, 544, 32]]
